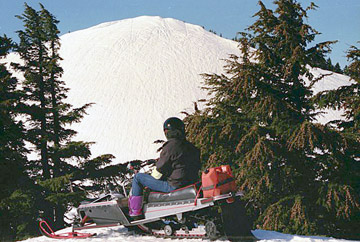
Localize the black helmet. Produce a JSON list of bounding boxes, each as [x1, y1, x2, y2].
[[163, 117, 185, 139]]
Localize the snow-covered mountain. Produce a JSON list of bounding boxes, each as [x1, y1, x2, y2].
[[4, 16, 351, 163], [58, 16, 244, 162]]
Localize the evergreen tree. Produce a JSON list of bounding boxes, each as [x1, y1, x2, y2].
[[14, 3, 51, 179], [41, 5, 63, 178], [315, 44, 360, 235], [333, 62, 343, 74], [321, 58, 343, 73], [1, 4, 127, 239], [0, 35, 39, 240], [343, 65, 349, 75], [185, 0, 359, 238], [13, 3, 117, 230], [38, 6, 93, 228], [325, 57, 333, 71]]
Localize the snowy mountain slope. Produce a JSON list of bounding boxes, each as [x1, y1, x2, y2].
[[55, 16, 242, 162], [20, 225, 356, 242], [305, 67, 353, 124], [3, 16, 352, 163]]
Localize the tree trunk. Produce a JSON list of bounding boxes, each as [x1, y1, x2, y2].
[[50, 40, 61, 177], [38, 45, 50, 179]]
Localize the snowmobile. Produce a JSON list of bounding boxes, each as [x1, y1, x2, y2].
[[39, 164, 254, 240]]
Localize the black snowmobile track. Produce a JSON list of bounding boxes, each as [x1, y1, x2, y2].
[[136, 224, 258, 241], [137, 224, 208, 239]]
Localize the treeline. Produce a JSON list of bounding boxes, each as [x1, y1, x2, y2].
[[0, 4, 127, 241], [231, 39, 344, 75], [184, 0, 359, 240]]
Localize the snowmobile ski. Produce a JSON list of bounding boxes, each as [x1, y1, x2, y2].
[[39, 220, 96, 239]]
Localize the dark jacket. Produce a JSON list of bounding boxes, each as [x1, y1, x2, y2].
[[156, 138, 201, 188]]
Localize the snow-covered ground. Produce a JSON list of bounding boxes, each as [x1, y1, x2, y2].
[[252, 229, 358, 242], [20, 225, 358, 242], [3, 16, 352, 164]]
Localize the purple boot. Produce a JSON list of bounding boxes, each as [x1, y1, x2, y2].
[[128, 196, 143, 217]]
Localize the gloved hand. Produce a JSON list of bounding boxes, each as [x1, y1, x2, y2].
[[144, 159, 158, 165], [151, 167, 163, 179]]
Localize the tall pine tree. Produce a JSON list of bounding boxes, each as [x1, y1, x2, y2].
[[0, 35, 40, 241], [15, 3, 53, 180], [13, 3, 112, 230], [0, 4, 128, 238], [185, 0, 359, 238]]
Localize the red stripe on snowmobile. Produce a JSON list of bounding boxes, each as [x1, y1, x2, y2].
[[200, 197, 214, 204]]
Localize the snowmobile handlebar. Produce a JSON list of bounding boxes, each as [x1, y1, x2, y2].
[[127, 159, 157, 172]]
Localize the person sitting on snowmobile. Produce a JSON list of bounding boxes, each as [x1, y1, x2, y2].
[[129, 117, 201, 217]]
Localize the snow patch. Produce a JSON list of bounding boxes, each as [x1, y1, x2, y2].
[[252, 229, 357, 242]]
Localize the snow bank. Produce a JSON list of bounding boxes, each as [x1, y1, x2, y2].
[[21, 226, 168, 242], [253, 229, 358, 242], [20, 226, 357, 242]]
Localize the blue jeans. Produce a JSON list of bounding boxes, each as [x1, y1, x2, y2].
[[131, 173, 176, 196]]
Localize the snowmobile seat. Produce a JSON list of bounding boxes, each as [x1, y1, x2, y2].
[[147, 184, 198, 203]]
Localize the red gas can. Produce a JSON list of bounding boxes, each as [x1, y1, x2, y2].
[[201, 165, 237, 198]]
